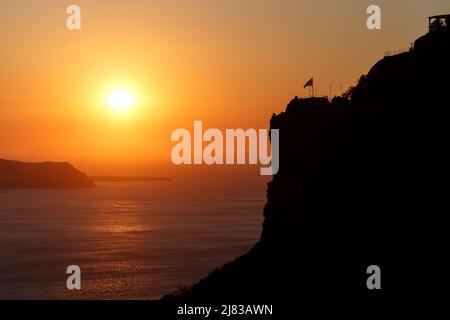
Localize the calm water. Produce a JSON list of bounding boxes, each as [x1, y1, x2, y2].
[[0, 178, 266, 299]]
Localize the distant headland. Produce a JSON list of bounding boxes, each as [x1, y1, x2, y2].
[[90, 176, 172, 182], [0, 159, 95, 189]]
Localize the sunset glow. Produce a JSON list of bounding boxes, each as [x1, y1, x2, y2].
[[1, 0, 450, 175], [107, 89, 135, 113]]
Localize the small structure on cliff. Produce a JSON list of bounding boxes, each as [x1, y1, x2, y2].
[[414, 14, 450, 53], [429, 14, 449, 33]]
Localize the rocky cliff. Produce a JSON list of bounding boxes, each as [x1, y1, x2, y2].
[[0, 159, 94, 188], [168, 28, 450, 301]]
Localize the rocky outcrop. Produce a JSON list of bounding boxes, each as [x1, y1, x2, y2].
[[0, 159, 94, 188], [167, 26, 450, 301]]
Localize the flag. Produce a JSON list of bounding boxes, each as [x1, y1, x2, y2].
[[303, 77, 313, 88]]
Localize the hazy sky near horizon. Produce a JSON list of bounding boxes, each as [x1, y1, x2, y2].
[[1, 0, 450, 175]]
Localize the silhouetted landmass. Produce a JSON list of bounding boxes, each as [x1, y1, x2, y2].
[[0, 159, 94, 188], [166, 22, 450, 302], [90, 176, 172, 182]]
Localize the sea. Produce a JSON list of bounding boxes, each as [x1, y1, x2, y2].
[[0, 176, 267, 299]]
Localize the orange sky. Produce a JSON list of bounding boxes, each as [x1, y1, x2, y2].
[[1, 0, 450, 175]]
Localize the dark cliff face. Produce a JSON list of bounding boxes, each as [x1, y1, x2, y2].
[[169, 30, 450, 301], [0, 159, 95, 188]]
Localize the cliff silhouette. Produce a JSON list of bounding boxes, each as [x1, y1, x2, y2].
[[0, 159, 94, 188], [167, 23, 450, 301]]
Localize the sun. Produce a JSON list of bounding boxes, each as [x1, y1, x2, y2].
[[107, 89, 135, 112]]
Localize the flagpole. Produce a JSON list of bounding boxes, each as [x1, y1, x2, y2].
[[304, 78, 314, 98]]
